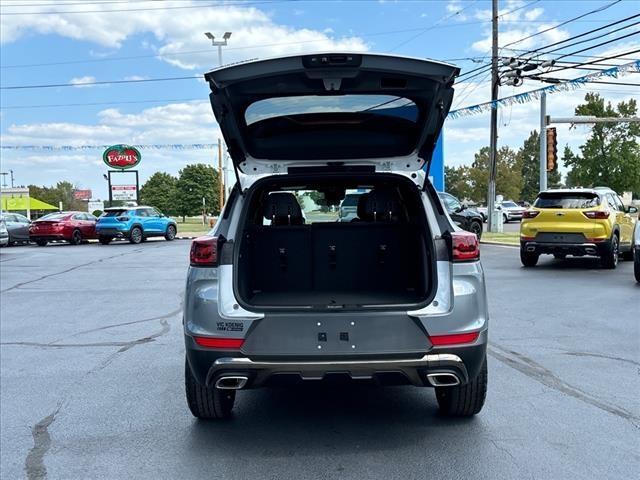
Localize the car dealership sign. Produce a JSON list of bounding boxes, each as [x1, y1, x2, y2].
[[103, 144, 141, 169]]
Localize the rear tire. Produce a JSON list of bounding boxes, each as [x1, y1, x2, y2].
[[436, 356, 487, 416], [70, 229, 82, 245], [129, 226, 143, 244], [503, 214, 509, 224], [185, 359, 235, 419], [36, 240, 48, 247], [600, 234, 619, 269], [165, 224, 176, 241], [469, 221, 482, 240], [520, 249, 539, 267], [635, 255, 640, 283], [98, 236, 112, 245]]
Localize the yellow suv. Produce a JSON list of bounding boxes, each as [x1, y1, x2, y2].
[[520, 188, 637, 268]]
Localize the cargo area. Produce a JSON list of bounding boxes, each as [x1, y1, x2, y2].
[[235, 174, 435, 309]]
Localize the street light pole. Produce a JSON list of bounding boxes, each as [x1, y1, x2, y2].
[[205, 31, 232, 213], [204, 31, 232, 67]]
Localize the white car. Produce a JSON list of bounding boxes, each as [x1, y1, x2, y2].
[[0, 218, 9, 247], [499, 201, 526, 222]]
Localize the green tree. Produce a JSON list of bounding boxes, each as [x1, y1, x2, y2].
[[176, 163, 221, 220], [139, 172, 178, 216], [466, 146, 523, 203], [565, 93, 640, 195], [517, 130, 563, 202], [444, 165, 472, 200], [28, 181, 85, 210]]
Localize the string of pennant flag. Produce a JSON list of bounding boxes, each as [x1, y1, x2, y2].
[[2, 59, 638, 152]]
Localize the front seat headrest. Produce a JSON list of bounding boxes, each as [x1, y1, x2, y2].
[[263, 192, 304, 226], [360, 189, 402, 222]]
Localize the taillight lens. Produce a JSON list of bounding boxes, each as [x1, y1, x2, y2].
[[430, 331, 480, 346], [583, 210, 610, 219], [451, 231, 479, 262], [193, 336, 244, 349], [190, 236, 220, 266], [523, 210, 539, 219]]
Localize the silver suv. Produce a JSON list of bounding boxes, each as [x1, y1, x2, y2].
[[183, 53, 489, 419]]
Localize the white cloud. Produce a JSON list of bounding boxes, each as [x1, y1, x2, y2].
[[1, 1, 368, 71], [69, 76, 97, 88]]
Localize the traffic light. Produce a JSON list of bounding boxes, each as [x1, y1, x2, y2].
[[546, 127, 557, 171]]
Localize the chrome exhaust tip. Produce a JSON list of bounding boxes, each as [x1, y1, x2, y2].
[[526, 246, 536, 252], [215, 376, 249, 390], [585, 248, 596, 255], [426, 372, 461, 387]]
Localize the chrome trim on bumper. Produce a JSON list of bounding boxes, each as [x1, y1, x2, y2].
[[207, 353, 468, 388]]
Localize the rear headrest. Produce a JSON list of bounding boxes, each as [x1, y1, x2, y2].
[[263, 192, 304, 226], [359, 189, 402, 222]]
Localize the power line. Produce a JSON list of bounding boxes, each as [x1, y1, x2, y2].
[[387, 0, 479, 52], [497, 0, 541, 19], [0, 0, 288, 15], [525, 47, 640, 78], [512, 12, 640, 60], [0, 75, 200, 90], [502, 0, 623, 48], [0, 97, 202, 110]]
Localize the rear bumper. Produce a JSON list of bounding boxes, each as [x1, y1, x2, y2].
[[185, 335, 486, 389], [29, 234, 68, 241], [96, 227, 129, 237], [521, 239, 609, 256]]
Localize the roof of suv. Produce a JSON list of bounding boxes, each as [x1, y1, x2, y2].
[[539, 188, 613, 195], [104, 206, 153, 211]]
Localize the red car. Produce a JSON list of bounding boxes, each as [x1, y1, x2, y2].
[[29, 211, 98, 246]]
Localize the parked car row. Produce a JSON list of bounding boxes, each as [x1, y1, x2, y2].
[[0, 206, 177, 247]]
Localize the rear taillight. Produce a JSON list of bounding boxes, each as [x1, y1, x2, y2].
[[451, 231, 479, 262], [523, 210, 539, 219], [193, 336, 244, 349], [430, 331, 480, 346], [190, 236, 221, 266], [583, 210, 610, 219]]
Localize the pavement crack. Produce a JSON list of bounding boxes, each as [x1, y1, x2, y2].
[[488, 344, 640, 427], [560, 351, 640, 367], [25, 404, 61, 480], [1, 247, 150, 294]]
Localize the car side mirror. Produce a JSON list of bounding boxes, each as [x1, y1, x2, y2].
[[627, 206, 638, 214]]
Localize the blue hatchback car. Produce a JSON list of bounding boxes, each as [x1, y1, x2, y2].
[[96, 206, 177, 244]]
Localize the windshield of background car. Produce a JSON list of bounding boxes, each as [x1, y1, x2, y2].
[[502, 201, 518, 208], [103, 209, 129, 217], [534, 192, 601, 209], [245, 95, 418, 125], [38, 213, 69, 221]]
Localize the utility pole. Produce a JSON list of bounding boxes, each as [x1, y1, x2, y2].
[[10, 170, 15, 188], [487, 0, 500, 232], [539, 92, 547, 192]]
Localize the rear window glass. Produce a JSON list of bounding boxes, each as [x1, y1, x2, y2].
[[245, 95, 417, 125], [38, 213, 68, 221], [103, 209, 128, 217], [341, 194, 362, 207], [534, 193, 600, 209]]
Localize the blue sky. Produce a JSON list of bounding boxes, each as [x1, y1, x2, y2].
[[1, 0, 638, 200]]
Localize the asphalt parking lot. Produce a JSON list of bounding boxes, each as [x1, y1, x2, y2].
[[1, 240, 638, 480]]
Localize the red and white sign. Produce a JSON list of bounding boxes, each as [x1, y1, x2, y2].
[[73, 189, 92, 201], [111, 185, 137, 201]]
